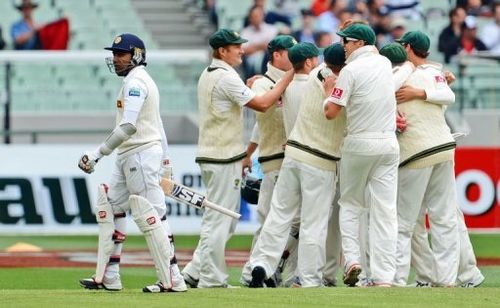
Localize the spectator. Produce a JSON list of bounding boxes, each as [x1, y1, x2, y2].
[[366, 0, 389, 27], [460, 15, 488, 55], [480, 2, 500, 53], [0, 26, 6, 50], [292, 9, 318, 44], [378, 17, 407, 48], [204, 0, 218, 28], [311, 0, 331, 16], [458, 0, 493, 17], [317, 0, 348, 37], [438, 6, 467, 63], [10, 0, 41, 50], [385, 0, 422, 20], [241, 5, 279, 78], [373, 12, 392, 47], [244, 0, 292, 28]]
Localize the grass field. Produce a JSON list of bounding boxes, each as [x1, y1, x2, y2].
[[1, 234, 500, 307]]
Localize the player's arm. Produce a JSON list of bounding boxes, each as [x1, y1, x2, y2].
[[158, 116, 173, 179], [78, 79, 147, 173], [323, 69, 352, 120], [396, 74, 455, 105], [243, 123, 259, 175], [245, 69, 294, 112], [393, 61, 415, 91]]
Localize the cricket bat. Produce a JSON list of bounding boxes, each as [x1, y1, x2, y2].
[[160, 178, 241, 220]]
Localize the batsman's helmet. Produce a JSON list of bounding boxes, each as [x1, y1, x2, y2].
[[105, 33, 146, 75], [241, 174, 261, 204]]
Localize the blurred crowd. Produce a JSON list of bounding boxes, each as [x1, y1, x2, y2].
[[202, 0, 500, 76]]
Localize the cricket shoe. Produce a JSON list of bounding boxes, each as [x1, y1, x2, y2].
[[343, 263, 362, 287], [461, 275, 485, 288], [183, 272, 199, 288], [143, 281, 185, 293], [170, 264, 188, 292], [323, 278, 337, 287], [79, 275, 122, 291], [413, 280, 432, 288], [249, 266, 266, 288]]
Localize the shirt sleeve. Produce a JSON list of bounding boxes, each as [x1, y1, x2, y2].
[[120, 77, 149, 125], [425, 72, 455, 105], [218, 74, 257, 107], [324, 69, 352, 107], [393, 63, 413, 91]]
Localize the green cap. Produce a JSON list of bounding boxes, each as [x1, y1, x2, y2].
[[323, 43, 346, 66], [379, 43, 407, 64], [287, 42, 319, 64], [268, 35, 298, 53], [337, 24, 376, 45], [209, 29, 248, 49], [396, 31, 430, 52]]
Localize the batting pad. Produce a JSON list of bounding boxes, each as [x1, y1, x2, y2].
[[130, 195, 173, 289], [95, 184, 115, 283]]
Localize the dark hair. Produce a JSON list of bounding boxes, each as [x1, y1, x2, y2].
[[292, 59, 306, 70], [411, 46, 429, 58], [449, 6, 465, 19]]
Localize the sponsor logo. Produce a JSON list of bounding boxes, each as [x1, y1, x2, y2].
[[128, 88, 141, 97], [434, 75, 446, 83], [171, 184, 205, 208], [146, 217, 156, 225], [116, 100, 123, 108], [331, 87, 343, 99], [114, 36, 122, 44], [98, 211, 107, 219], [234, 179, 241, 189]]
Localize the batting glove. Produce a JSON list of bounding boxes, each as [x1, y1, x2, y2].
[[78, 151, 100, 174], [160, 159, 173, 180]]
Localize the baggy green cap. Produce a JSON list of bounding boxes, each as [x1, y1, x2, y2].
[[379, 43, 408, 64], [287, 42, 319, 64], [268, 35, 298, 53], [337, 24, 376, 45], [209, 29, 248, 49], [396, 31, 430, 53], [323, 43, 346, 66]]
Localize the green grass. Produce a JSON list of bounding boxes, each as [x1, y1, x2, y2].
[[1, 234, 500, 307]]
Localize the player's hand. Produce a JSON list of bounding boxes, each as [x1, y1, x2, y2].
[[396, 111, 407, 133], [242, 156, 252, 177], [323, 75, 337, 96], [78, 151, 99, 174], [246, 75, 262, 88], [444, 70, 456, 85], [396, 85, 425, 103], [160, 159, 173, 180]]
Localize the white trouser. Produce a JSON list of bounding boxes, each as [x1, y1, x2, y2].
[[250, 157, 336, 287], [104, 145, 166, 279], [323, 180, 342, 284], [410, 206, 483, 285], [182, 161, 242, 287], [410, 205, 435, 284], [241, 169, 279, 283], [339, 136, 399, 285], [394, 161, 459, 286]]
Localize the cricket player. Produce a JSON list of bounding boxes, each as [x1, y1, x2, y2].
[[380, 42, 484, 288], [240, 35, 297, 286], [391, 31, 459, 287], [182, 29, 294, 288], [324, 23, 399, 287], [78, 33, 186, 293], [250, 43, 346, 288]]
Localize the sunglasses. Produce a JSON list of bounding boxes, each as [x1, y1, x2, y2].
[[342, 37, 359, 44]]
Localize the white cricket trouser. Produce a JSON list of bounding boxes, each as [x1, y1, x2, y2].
[[182, 161, 242, 287], [323, 181, 342, 285], [410, 206, 483, 286], [339, 135, 399, 285], [410, 205, 435, 284], [106, 145, 168, 279], [394, 160, 459, 286], [241, 169, 279, 283], [250, 157, 336, 287]]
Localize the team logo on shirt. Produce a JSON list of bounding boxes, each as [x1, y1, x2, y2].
[[128, 88, 141, 97], [331, 87, 343, 99], [434, 75, 446, 83], [116, 100, 123, 108]]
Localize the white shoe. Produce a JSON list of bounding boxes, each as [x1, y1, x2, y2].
[[171, 264, 188, 292], [80, 274, 122, 291], [461, 275, 485, 288]]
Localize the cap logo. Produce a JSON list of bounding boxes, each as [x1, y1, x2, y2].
[[232, 31, 240, 38], [291, 38, 298, 45], [114, 36, 122, 44]]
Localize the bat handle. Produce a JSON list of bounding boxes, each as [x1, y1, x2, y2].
[[203, 200, 241, 220]]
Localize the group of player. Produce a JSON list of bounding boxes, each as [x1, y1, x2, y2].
[[76, 19, 484, 293], [183, 20, 484, 289]]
